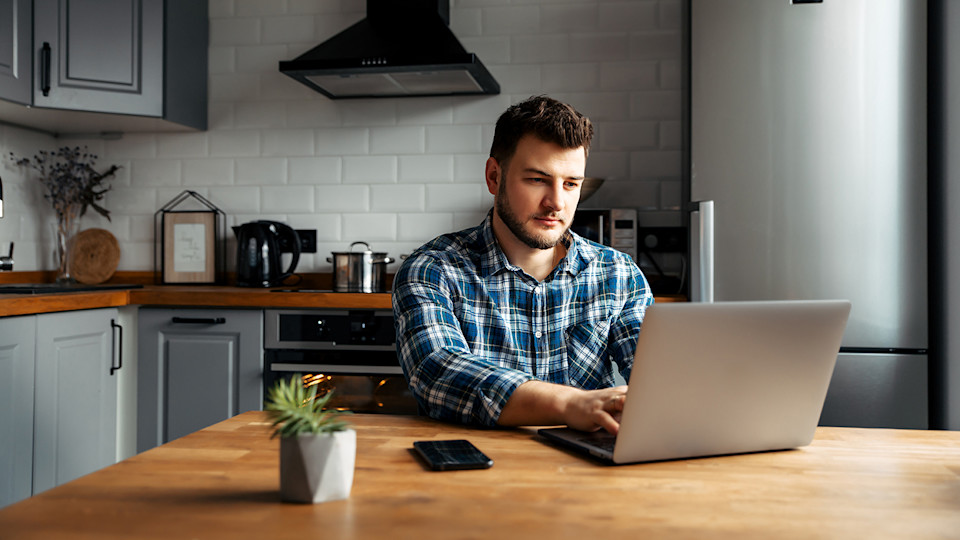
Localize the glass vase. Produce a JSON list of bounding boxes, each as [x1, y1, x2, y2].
[[55, 205, 82, 284]]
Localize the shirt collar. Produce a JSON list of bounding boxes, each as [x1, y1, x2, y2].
[[562, 230, 601, 277], [475, 210, 512, 278]]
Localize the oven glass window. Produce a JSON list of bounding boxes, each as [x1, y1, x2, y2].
[[264, 369, 419, 416], [300, 373, 419, 415]]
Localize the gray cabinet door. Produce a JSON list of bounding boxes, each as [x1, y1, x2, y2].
[[0, 315, 36, 509], [33, 309, 119, 495], [0, 0, 31, 105], [137, 309, 263, 452], [32, 0, 163, 116]]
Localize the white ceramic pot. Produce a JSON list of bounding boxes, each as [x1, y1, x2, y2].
[[279, 429, 356, 504]]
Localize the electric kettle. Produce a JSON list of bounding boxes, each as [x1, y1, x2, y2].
[[232, 221, 301, 287]]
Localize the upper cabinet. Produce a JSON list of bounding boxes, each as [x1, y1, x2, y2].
[[0, 0, 208, 135], [0, 0, 31, 106], [33, 0, 165, 117]]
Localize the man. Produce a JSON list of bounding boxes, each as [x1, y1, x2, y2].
[[393, 96, 654, 434]]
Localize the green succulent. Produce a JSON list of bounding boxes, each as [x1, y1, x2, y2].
[[265, 376, 351, 439]]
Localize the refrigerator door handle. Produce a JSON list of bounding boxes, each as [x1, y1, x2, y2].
[[690, 200, 715, 303]]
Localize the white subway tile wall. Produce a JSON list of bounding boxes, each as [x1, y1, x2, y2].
[[0, 0, 683, 273]]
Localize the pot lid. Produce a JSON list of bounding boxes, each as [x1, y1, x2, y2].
[[330, 241, 387, 255]]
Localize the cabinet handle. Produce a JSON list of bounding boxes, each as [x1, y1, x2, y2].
[[40, 42, 51, 97], [171, 317, 227, 325], [110, 319, 123, 376]]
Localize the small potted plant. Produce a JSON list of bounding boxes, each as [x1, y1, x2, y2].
[[265, 376, 355, 504]]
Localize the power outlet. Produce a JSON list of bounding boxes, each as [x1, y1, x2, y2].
[[638, 227, 687, 253], [295, 229, 317, 253], [278, 230, 317, 253]]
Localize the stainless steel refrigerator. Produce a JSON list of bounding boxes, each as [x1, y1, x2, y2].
[[687, 0, 929, 428]]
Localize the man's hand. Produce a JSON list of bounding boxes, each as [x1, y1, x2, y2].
[[560, 385, 628, 434], [497, 380, 628, 434]]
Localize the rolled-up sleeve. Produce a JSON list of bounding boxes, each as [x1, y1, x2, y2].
[[392, 253, 532, 426]]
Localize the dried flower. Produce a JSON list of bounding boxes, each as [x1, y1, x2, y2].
[[9, 146, 119, 221]]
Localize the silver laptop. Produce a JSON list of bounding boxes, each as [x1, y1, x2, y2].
[[539, 300, 851, 464]]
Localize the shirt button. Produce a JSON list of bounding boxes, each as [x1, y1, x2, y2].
[[533, 285, 540, 294], [535, 331, 542, 338]]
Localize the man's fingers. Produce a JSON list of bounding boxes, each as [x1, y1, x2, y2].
[[595, 411, 620, 434], [597, 389, 626, 433], [564, 387, 628, 433], [604, 393, 627, 412]]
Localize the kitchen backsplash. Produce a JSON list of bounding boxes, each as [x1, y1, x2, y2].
[[0, 0, 682, 274]]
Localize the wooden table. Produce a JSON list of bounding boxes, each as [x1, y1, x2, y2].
[[1, 412, 958, 539]]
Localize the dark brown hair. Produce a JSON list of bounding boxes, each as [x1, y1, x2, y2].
[[489, 95, 594, 167]]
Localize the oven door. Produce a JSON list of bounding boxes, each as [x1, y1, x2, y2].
[[263, 350, 419, 415]]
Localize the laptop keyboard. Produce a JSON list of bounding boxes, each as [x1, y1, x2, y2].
[[577, 435, 616, 453]]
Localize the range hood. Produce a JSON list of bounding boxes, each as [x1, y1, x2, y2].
[[279, 0, 500, 99]]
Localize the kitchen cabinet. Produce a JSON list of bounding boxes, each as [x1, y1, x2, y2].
[[0, 0, 207, 133], [137, 308, 263, 453], [0, 315, 36, 509], [0, 0, 31, 105], [33, 308, 121, 495], [32, 0, 165, 116], [0, 308, 122, 507]]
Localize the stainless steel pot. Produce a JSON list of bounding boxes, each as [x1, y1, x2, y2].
[[327, 241, 395, 293]]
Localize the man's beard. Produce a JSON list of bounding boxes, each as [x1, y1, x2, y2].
[[495, 181, 570, 250]]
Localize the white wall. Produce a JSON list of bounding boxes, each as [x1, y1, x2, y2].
[[0, 0, 683, 273]]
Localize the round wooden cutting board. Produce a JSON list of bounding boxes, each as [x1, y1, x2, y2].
[[69, 228, 121, 284]]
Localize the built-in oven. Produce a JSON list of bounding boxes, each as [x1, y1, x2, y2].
[[264, 309, 419, 415]]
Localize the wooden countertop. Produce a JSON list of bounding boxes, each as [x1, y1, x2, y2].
[[0, 271, 686, 316], [0, 286, 394, 316], [130, 285, 394, 309], [1, 411, 958, 539]]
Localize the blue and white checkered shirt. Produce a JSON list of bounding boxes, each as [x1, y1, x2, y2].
[[392, 212, 654, 427]]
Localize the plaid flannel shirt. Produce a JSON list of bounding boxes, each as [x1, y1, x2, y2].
[[392, 212, 654, 427]]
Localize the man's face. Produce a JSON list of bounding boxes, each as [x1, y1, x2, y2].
[[486, 135, 586, 250]]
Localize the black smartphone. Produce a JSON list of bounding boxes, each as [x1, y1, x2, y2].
[[412, 439, 494, 471]]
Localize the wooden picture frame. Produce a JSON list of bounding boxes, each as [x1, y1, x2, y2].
[[162, 211, 216, 284]]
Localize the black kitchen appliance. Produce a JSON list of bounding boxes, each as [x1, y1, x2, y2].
[[278, 0, 499, 99], [233, 221, 301, 287], [263, 309, 419, 415]]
